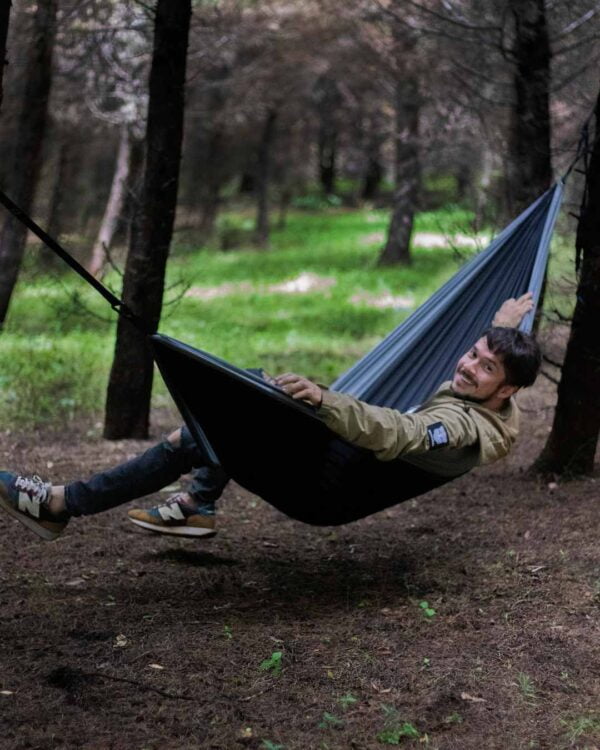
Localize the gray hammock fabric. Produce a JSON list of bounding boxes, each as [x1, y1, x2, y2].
[[332, 181, 564, 409]]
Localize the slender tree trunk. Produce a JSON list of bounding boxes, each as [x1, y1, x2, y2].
[[104, 0, 191, 439], [378, 74, 420, 267], [361, 112, 384, 201], [315, 76, 341, 195], [506, 0, 552, 215], [318, 121, 337, 195], [532, 94, 600, 477], [362, 153, 383, 202], [0, 1, 10, 112], [88, 125, 132, 277], [38, 130, 76, 270], [0, 0, 57, 327], [198, 128, 225, 239], [253, 109, 277, 249]]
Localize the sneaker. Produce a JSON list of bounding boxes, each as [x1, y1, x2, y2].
[[0, 472, 70, 541], [127, 493, 216, 538]]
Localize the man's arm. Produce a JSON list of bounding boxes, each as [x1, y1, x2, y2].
[[492, 292, 534, 328]]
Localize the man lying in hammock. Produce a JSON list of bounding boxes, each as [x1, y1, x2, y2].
[[0, 293, 539, 542]]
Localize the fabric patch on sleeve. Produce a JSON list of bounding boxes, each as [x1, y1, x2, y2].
[[427, 422, 450, 450]]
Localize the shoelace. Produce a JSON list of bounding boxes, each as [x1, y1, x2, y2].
[[15, 475, 51, 504]]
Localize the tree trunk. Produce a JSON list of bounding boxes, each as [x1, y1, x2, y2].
[[88, 125, 132, 277], [362, 156, 383, 202], [104, 0, 191, 439], [532, 94, 600, 477], [253, 109, 277, 249], [38, 130, 77, 270], [378, 75, 420, 267], [0, 0, 10, 112], [315, 76, 341, 195], [318, 121, 337, 195], [198, 128, 225, 239], [0, 0, 57, 327], [506, 0, 552, 216]]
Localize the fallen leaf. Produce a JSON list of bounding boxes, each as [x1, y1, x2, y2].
[[0, 690, 14, 696], [148, 663, 164, 670], [460, 692, 486, 703], [114, 634, 128, 648], [65, 578, 86, 587]]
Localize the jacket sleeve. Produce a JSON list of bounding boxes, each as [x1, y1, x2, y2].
[[318, 390, 480, 461]]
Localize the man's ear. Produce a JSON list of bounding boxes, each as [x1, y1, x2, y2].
[[498, 383, 519, 400]]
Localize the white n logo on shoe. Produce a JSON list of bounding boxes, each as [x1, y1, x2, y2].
[[18, 492, 40, 518], [158, 503, 185, 522]]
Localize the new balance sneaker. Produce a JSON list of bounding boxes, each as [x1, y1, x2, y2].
[[127, 493, 216, 538], [0, 472, 70, 541]]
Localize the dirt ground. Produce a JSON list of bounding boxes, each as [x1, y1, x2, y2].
[[1, 377, 599, 750]]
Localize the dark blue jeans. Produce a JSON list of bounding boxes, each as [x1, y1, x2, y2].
[[64, 426, 229, 517]]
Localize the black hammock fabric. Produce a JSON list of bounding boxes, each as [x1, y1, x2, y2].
[[151, 182, 564, 526]]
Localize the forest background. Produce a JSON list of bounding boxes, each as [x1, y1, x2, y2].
[[1, 2, 600, 747]]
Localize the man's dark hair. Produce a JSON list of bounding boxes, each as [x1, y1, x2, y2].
[[484, 327, 541, 388]]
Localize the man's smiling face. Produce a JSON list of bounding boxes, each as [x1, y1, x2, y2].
[[452, 337, 517, 407]]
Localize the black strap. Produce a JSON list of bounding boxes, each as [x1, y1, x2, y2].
[[0, 188, 153, 334]]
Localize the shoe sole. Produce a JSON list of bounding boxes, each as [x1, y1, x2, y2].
[[0, 490, 61, 541], [128, 517, 217, 538]]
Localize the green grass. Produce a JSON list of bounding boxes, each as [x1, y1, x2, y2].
[[0, 202, 565, 430]]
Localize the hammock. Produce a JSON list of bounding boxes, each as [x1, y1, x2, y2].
[[0, 182, 564, 525], [151, 182, 563, 524]]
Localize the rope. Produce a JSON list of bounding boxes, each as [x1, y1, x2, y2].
[[0, 188, 153, 334]]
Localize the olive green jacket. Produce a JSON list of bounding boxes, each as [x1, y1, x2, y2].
[[317, 382, 520, 478]]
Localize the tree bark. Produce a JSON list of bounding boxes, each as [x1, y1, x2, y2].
[[88, 125, 132, 277], [315, 76, 341, 195], [532, 94, 600, 477], [0, 0, 57, 327], [0, 0, 10, 112], [506, 0, 552, 216], [104, 0, 191, 439], [378, 74, 420, 267], [318, 120, 337, 195], [198, 128, 225, 239], [253, 109, 277, 249]]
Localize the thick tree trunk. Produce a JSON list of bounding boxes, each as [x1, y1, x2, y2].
[[88, 125, 132, 277], [0, 0, 57, 327], [506, 0, 552, 215], [253, 109, 277, 249], [104, 0, 191, 439], [532, 95, 600, 477], [0, 1, 10, 112], [378, 75, 420, 267]]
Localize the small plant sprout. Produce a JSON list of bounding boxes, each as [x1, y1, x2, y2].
[[338, 693, 358, 710], [560, 714, 600, 745], [259, 651, 283, 677], [444, 712, 463, 724], [515, 672, 536, 703], [223, 625, 232, 639], [261, 741, 285, 750], [377, 705, 421, 744], [419, 600, 436, 618], [318, 712, 344, 729]]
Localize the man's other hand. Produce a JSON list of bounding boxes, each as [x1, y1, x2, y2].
[[492, 292, 534, 328], [275, 373, 323, 407]]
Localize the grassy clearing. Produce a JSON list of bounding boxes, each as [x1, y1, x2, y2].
[[0, 204, 575, 430]]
